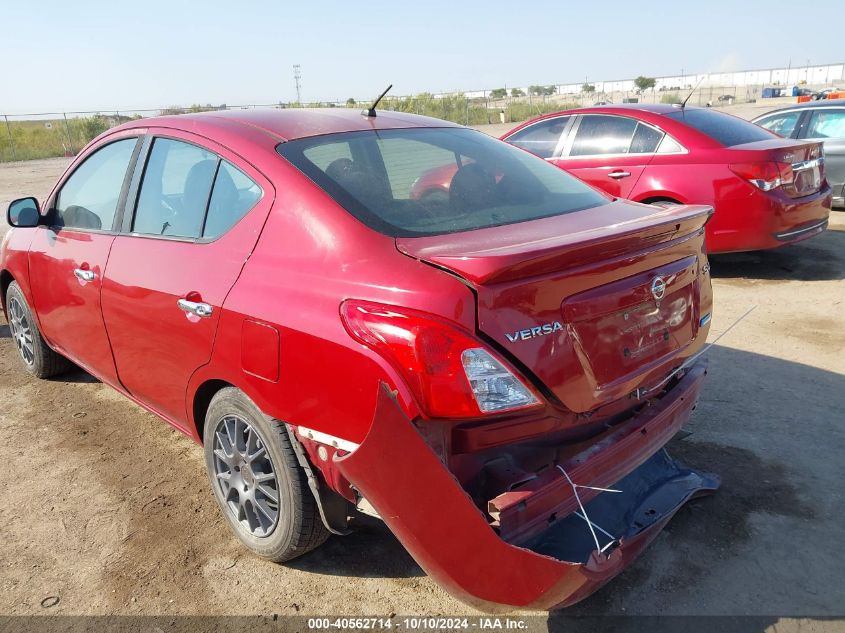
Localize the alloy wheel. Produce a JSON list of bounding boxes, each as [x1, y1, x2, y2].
[[8, 297, 35, 366], [212, 415, 280, 537]]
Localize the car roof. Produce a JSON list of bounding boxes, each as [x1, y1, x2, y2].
[[512, 103, 697, 124], [571, 103, 690, 115], [119, 108, 462, 142], [753, 98, 845, 119]]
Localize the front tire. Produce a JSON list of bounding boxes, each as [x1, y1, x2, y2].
[[5, 281, 70, 378], [203, 387, 328, 562]]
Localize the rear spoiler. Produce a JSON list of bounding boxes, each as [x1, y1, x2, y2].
[[396, 204, 713, 285]]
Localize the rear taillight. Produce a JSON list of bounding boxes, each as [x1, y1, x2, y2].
[[341, 300, 541, 418], [730, 161, 793, 192]]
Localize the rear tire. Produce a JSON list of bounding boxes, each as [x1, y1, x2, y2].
[[5, 281, 70, 378], [203, 387, 329, 562]]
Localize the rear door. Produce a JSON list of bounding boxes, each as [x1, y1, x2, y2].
[[101, 130, 274, 428], [799, 107, 845, 204], [28, 133, 141, 383], [551, 114, 658, 198]]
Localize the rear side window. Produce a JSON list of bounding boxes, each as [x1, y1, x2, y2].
[[756, 111, 802, 137], [630, 123, 664, 153], [55, 138, 137, 231], [665, 108, 776, 146], [804, 109, 845, 139], [134, 139, 216, 238], [570, 115, 637, 156], [203, 161, 262, 238], [133, 138, 262, 239], [278, 127, 608, 237], [657, 135, 684, 153], [506, 117, 569, 158]]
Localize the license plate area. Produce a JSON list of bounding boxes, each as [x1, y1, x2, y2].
[[562, 256, 698, 388]]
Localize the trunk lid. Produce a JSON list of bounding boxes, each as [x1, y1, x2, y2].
[[730, 138, 825, 197], [396, 201, 713, 413]]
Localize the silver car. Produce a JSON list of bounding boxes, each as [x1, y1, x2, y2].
[[754, 99, 845, 208]]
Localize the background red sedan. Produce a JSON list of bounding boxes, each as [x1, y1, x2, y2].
[[501, 105, 832, 253]]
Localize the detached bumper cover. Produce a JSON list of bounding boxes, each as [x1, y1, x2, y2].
[[335, 362, 718, 611]]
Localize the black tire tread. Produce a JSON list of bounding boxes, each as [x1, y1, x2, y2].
[[5, 282, 71, 379], [263, 414, 331, 558]]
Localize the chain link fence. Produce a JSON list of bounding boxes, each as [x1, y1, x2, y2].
[[0, 96, 580, 164], [0, 81, 818, 163]]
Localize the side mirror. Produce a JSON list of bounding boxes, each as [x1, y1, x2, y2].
[[7, 197, 41, 228]]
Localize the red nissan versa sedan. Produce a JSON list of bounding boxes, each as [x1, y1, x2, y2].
[[497, 105, 832, 253], [1, 108, 719, 611]]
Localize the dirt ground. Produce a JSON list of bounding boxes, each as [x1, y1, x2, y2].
[[1, 145, 844, 623]]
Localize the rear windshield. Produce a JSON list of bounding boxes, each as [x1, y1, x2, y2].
[[276, 127, 608, 237], [664, 108, 777, 146]]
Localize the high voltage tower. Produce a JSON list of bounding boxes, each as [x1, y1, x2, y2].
[[293, 64, 302, 104]]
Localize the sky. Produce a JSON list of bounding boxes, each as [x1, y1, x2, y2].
[[2, 0, 843, 114]]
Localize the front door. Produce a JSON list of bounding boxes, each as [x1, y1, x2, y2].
[[552, 114, 657, 199], [28, 135, 140, 383], [101, 131, 273, 428]]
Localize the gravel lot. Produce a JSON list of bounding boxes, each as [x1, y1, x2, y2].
[[0, 132, 844, 622]]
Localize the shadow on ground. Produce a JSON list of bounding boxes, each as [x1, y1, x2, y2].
[[710, 222, 844, 281], [289, 518, 424, 579], [54, 365, 100, 384], [564, 343, 844, 616]]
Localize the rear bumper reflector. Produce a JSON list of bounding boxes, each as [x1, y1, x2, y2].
[[297, 426, 360, 454], [774, 218, 828, 242]]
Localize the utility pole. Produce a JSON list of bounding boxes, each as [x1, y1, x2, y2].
[[293, 64, 302, 104]]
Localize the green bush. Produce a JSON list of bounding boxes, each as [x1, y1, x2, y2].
[[0, 114, 134, 162]]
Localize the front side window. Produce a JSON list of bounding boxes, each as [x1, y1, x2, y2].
[[570, 115, 638, 156], [756, 111, 802, 137], [54, 138, 137, 230], [278, 127, 608, 237], [132, 139, 262, 239], [506, 117, 570, 158], [804, 109, 845, 139]]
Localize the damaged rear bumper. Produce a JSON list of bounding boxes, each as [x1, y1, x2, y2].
[[334, 361, 718, 611]]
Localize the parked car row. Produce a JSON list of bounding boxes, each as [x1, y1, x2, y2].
[[0, 100, 831, 612], [753, 99, 845, 208], [497, 104, 832, 253]]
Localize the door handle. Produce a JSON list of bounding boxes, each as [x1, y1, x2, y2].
[[608, 170, 631, 179], [177, 298, 213, 318], [73, 268, 96, 282]]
